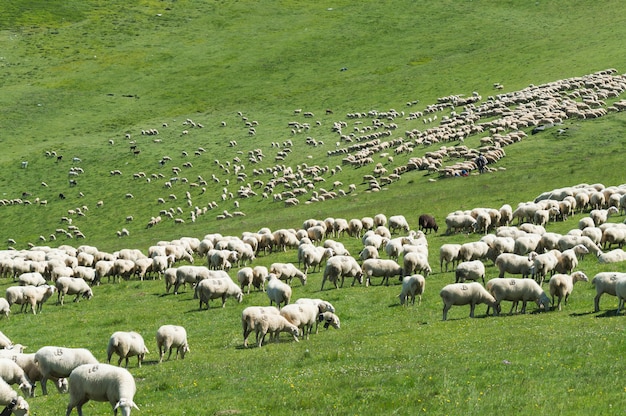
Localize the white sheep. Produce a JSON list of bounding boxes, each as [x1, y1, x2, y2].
[[439, 243, 462, 272], [269, 262, 307, 286], [444, 213, 476, 235], [402, 252, 431, 278], [279, 303, 319, 339], [455, 260, 485, 284], [362, 258, 403, 286], [487, 278, 551, 315], [196, 277, 243, 309], [241, 306, 281, 347], [294, 298, 335, 314], [155, 325, 190, 363], [591, 272, 626, 312], [529, 250, 559, 285], [17, 272, 46, 287], [254, 313, 300, 347], [300, 246, 333, 274], [597, 248, 626, 264], [459, 241, 490, 262], [615, 278, 626, 315], [66, 363, 138, 416], [320, 256, 363, 290], [6, 285, 56, 315], [0, 358, 33, 397], [0, 332, 11, 350], [0, 300, 9, 319], [106, 331, 149, 368], [494, 253, 534, 279], [388, 215, 410, 234], [252, 266, 268, 291], [358, 246, 379, 261], [265, 274, 292, 309], [0, 351, 67, 396], [316, 311, 341, 331], [55, 277, 93, 306], [0, 377, 29, 416], [590, 206, 619, 226], [439, 282, 498, 320], [398, 274, 426, 306], [548, 271, 588, 311], [237, 267, 254, 294], [34, 346, 98, 395]]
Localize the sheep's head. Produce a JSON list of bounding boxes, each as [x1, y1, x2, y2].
[[537, 293, 551, 311]]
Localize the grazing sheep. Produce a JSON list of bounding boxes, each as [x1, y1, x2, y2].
[[196, 277, 243, 309], [0, 377, 29, 416], [418, 214, 438, 234], [320, 256, 363, 290], [439, 243, 462, 272], [439, 282, 498, 320], [529, 251, 559, 285], [362, 258, 403, 286], [402, 252, 431, 277], [251, 266, 268, 291], [597, 248, 626, 264], [487, 278, 551, 315], [299, 246, 333, 274], [494, 253, 535, 279], [279, 303, 319, 339], [0, 350, 67, 396], [388, 215, 410, 234], [398, 274, 426, 306], [615, 278, 626, 315], [358, 246, 379, 261], [459, 241, 490, 262], [0, 299, 9, 319], [106, 331, 149, 368], [265, 274, 292, 309], [55, 277, 93, 306], [590, 206, 619, 226], [444, 213, 476, 235], [155, 325, 189, 363], [237, 267, 255, 294], [34, 346, 98, 395], [317, 312, 341, 331], [548, 271, 588, 311], [6, 285, 56, 315], [254, 313, 300, 347], [294, 298, 335, 313], [269, 262, 307, 286], [455, 260, 485, 284], [591, 272, 626, 312], [241, 306, 281, 347], [17, 272, 46, 287], [0, 358, 33, 398], [66, 363, 138, 416]]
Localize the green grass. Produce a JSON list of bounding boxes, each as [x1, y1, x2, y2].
[[1, 1, 626, 415]]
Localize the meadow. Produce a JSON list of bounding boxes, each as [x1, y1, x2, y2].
[[0, 1, 626, 415]]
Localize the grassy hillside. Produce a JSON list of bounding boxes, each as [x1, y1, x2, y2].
[[1, 1, 626, 415]]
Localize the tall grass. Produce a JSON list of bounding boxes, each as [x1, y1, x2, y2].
[[1, 1, 626, 415]]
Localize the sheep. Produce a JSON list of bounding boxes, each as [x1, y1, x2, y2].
[[106, 331, 149, 368], [17, 272, 46, 287], [529, 251, 559, 285], [66, 363, 138, 416], [320, 255, 363, 290], [439, 243, 462, 272], [358, 246, 379, 261], [237, 267, 255, 295], [265, 274, 292, 309], [6, 285, 56, 315], [402, 252, 431, 277], [455, 260, 485, 284], [0, 358, 33, 398], [459, 241, 490, 262], [548, 271, 588, 311], [388, 215, 410, 234], [615, 278, 626, 315], [591, 272, 626, 312], [0, 350, 67, 396], [251, 266, 268, 291], [241, 306, 281, 347], [439, 282, 498, 320], [513, 233, 542, 255], [317, 312, 341, 331], [601, 226, 626, 249], [294, 297, 335, 313], [494, 253, 535, 279], [269, 262, 307, 286], [300, 246, 333, 274], [155, 325, 189, 363], [398, 274, 426, 306], [597, 248, 626, 264], [487, 278, 551, 315], [254, 313, 300, 347], [0, 377, 29, 416], [0, 333, 12, 350], [34, 346, 98, 395], [279, 303, 319, 339], [418, 214, 438, 234], [55, 277, 93, 306], [196, 277, 243, 309], [0, 300, 9, 319], [590, 206, 619, 226], [444, 213, 476, 235], [362, 258, 403, 286]]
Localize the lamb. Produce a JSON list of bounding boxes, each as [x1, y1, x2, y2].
[[439, 243, 462, 272], [402, 252, 431, 277], [418, 214, 438, 234], [320, 255, 363, 290], [17, 272, 46, 287], [591, 272, 626, 312], [487, 278, 551, 315], [155, 325, 190, 363], [388, 215, 410, 234], [265, 274, 292, 308], [0, 377, 29, 416], [362, 258, 403, 286], [548, 271, 588, 311], [66, 363, 138, 416], [254, 313, 300, 347], [196, 277, 243, 309], [398, 274, 426, 306], [455, 260, 485, 284], [55, 277, 93, 306], [0, 358, 33, 397], [494, 253, 535, 279], [269, 262, 307, 286], [106, 331, 149, 368], [34, 346, 98, 395], [279, 303, 319, 339], [241, 306, 281, 347], [439, 282, 498, 320]]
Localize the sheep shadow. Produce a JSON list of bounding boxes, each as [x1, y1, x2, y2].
[[593, 309, 622, 318]]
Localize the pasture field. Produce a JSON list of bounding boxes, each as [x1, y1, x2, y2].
[[0, 1, 626, 415]]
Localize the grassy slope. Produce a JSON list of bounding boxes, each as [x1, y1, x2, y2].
[[1, 1, 626, 415]]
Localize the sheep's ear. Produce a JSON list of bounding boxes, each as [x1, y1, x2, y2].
[[132, 401, 140, 410]]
